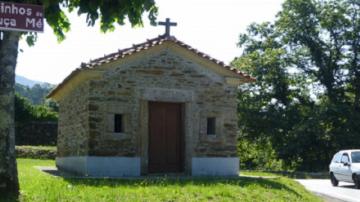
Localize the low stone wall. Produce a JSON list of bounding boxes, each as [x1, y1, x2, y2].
[[16, 121, 58, 146], [16, 146, 57, 159]]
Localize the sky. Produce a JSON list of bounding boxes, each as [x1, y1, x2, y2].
[[15, 0, 285, 84]]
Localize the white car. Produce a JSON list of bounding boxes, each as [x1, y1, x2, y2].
[[329, 150, 360, 189]]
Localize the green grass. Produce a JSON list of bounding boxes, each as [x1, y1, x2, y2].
[[7, 159, 322, 202]]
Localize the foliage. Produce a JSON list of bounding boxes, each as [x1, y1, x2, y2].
[[15, 83, 55, 105], [9, 159, 321, 202], [20, 0, 158, 44], [238, 135, 284, 171], [234, 0, 360, 171], [16, 146, 56, 159], [15, 93, 57, 122]]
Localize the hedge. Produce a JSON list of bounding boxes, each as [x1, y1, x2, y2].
[[16, 121, 58, 146]]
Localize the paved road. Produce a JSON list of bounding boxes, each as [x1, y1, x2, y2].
[[297, 179, 360, 202]]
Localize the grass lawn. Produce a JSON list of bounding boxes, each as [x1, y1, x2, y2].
[[5, 158, 322, 202]]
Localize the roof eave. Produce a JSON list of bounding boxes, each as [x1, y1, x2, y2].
[[47, 69, 101, 101]]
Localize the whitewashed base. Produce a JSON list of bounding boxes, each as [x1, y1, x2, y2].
[[56, 156, 141, 177], [57, 156, 239, 177], [191, 157, 239, 176]]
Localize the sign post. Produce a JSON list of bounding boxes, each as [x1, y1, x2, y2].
[[0, 1, 44, 32]]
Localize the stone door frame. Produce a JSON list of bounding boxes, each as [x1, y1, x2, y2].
[[138, 87, 195, 175]]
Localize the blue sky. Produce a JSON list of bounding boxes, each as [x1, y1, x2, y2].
[[15, 0, 284, 84]]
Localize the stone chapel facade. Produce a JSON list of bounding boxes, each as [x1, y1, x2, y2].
[[47, 35, 254, 177]]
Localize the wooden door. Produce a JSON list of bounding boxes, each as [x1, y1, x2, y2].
[[148, 102, 183, 173]]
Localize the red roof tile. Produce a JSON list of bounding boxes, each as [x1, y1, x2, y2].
[[80, 35, 253, 80], [48, 35, 254, 99]]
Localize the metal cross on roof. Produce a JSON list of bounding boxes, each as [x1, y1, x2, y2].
[[158, 18, 177, 36]]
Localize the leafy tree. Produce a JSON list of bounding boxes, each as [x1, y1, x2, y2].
[[15, 83, 55, 105], [15, 93, 57, 122], [234, 0, 360, 171], [233, 22, 313, 170], [277, 0, 360, 154], [0, 0, 157, 197]]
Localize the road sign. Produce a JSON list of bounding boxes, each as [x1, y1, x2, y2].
[[0, 1, 44, 32]]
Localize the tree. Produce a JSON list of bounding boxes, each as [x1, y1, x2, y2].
[[232, 22, 315, 170], [234, 0, 360, 171], [15, 83, 55, 105], [0, 0, 157, 198], [277, 0, 360, 149]]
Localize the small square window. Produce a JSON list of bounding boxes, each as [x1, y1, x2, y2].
[[114, 114, 124, 133], [207, 117, 216, 135]]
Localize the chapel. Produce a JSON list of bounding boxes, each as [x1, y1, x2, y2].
[[47, 19, 254, 176]]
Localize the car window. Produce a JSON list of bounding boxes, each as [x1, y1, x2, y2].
[[341, 153, 350, 163], [333, 153, 342, 163], [351, 152, 360, 163]]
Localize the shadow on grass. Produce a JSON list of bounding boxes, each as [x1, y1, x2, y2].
[[62, 176, 301, 197], [243, 170, 330, 179], [274, 171, 329, 179]]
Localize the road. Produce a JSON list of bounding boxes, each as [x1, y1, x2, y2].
[[297, 179, 360, 202]]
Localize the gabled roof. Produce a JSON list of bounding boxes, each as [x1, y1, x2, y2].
[[47, 34, 254, 99]]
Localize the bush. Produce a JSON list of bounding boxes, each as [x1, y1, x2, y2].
[[238, 137, 284, 171], [16, 121, 58, 146], [16, 145, 56, 159]]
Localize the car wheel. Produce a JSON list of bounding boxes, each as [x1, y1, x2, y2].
[[354, 174, 360, 189], [330, 173, 339, 186]]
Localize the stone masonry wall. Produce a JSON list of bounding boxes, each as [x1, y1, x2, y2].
[[87, 46, 239, 159], [57, 82, 89, 157]]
